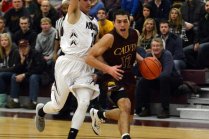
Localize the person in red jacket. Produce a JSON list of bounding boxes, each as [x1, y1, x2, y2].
[[1, 0, 13, 13]]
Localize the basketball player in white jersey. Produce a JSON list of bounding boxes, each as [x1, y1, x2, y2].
[[35, 0, 99, 138]]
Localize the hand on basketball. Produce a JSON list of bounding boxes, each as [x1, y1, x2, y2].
[[107, 65, 124, 81]]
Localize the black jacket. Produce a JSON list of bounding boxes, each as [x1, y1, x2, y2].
[[0, 45, 20, 72], [13, 29, 37, 49], [14, 49, 47, 78], [160, 33, 185, 60]]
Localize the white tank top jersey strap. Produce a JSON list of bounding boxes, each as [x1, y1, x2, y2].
[[60, 12, 99, 57]]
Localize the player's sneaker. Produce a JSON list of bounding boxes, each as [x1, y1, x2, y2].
[[35, 103, 45, 132], [90, 108, 104, 135]]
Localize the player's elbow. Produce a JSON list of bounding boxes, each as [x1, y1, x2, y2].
[[85, 55, 93, 65]]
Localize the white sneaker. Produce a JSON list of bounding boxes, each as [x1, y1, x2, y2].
[[90, 108, 104, 135], [35, 103, 45, 132]]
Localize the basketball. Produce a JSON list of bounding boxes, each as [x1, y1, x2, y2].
[[139, 57, 162, 80]]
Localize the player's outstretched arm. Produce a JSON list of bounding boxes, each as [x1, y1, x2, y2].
[[67, 0, 80, 24]]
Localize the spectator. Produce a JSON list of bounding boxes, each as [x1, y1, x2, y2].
[[138, 18, 158, 55], [183, 1, 209, 69], [159, 20, 185, 74], [5, 39, 46, 109], [102, 0, 121, 21], [0, 16, 10, 34], [180, 0, 205, 46], [35, 17, 56, 80], [102, 0, 120, 12], [168, 7, 193, 47], [24, 0, 39, 20], [1, 0, 13, 13], [137, 37, 183, 118], [181, 0, 205, 24], [96, 8, 114, 38], [13, 16, 37, 49], [135, 3, 153, 33], [148, 0, 171, 32], [0, 33, 19, 107], [89, 0, 105, 19], [3, 0, 31, 35], [148, 0, 171, 21], [33, 0, 58, 33], [121, 0, 143, 24]]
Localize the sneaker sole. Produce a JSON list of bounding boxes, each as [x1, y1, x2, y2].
[[90, 109, 100, 136], [35, 103, 45, 132]]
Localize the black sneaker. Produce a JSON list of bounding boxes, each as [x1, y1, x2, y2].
[[157, 110, 170, 119], [5, 99, 20, 108], [23, 101, 37, 109], [138, 108, 150, 117]]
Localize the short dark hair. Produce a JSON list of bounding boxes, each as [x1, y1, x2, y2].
[[113, 9, 130, 21], [97, 8, 107, 14], [159, 19, 170, 27]]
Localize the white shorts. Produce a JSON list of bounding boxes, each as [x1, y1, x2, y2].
[[54, 55, 99, 100]]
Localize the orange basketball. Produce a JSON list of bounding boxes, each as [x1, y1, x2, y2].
[[139, 57, 162, 80]]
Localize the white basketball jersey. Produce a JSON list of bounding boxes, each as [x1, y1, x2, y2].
[[60, 12, 98, 57]]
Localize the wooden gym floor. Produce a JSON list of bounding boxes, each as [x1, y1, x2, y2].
[[0, 108, 209, 139]]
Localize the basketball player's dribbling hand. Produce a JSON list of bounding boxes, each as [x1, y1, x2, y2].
[[107, 65, 124, 81]]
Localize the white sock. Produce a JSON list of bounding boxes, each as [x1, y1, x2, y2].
[[13, 98, 19, 103], [121, 133, 130, 138], [103, 112, 106, 118]]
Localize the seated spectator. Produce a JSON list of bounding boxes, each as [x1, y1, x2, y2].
[[121, 0, 143, 25], [137, 37, 183, 118], [0, 16, 10, 34], [148, 0, 171, 32], [96, 8, 114, 38], [135, 3, 153, 33], [1, 0, 13, 13], [89, 0, 105, 19], [35, 17, 56, 80], [3, 0, 31, 35], [102, 0, 121, 21], [13, 16, 37, 49], [24, 0, 39, 20], [33, 0, 58, 33], [138, 18, 158, 57], [5, 39, 46, 109], [183, 1, 209, 69], [168, 7, 193, 47], [180, 0, 205, 47], [159, 20, 186, 74], [0, 33, 19, 107]]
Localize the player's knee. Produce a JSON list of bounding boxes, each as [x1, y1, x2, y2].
[[77, 99, 90, 110], [118, 98, 131, 113]]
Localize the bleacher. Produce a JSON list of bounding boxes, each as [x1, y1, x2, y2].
[[177, 69, 209, 120]]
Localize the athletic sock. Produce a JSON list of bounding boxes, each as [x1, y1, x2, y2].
[[97, 110, 107, 120], [38, 107, 46, 117], [121, 133, 131, 139], [68, 128, 78, 139]]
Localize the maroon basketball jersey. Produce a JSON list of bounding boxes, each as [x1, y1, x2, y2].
[[103, 28, 138, 84]]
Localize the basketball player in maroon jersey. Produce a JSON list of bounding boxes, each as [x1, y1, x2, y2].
[[86, 9, 143, 139]]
